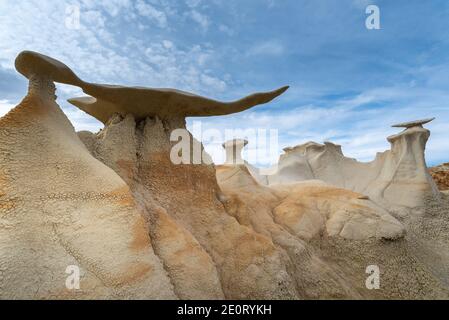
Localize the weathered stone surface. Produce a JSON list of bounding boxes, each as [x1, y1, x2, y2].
[[1, 51, 448, 300], [253, 123, 440, 213], [0, 79, 175, 299], [216, 142, 448, 299], [14, 51, 289, 121], [430, 162, 449, 191], [392, 118, 435, 128], [68, 86, 289, 121]]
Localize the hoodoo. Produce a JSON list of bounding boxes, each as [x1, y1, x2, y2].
[[1, 51, 448, 300], [222, 139, 248, 165], [256, 118, 440, 212], [1, 51, 298, 300]]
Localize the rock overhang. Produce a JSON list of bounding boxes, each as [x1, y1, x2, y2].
[[14, 50, 289, 123], [392, 117, 435, 128]]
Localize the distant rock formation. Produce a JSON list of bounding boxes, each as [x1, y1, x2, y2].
[[222, 139, 248, 165], [430, 162, 449, 191], [220, 140, 405, 241], [392, 118, 435, 128], [218, 135, 449, 299], [254, 119, 440, 214], [1, 51, 448, 299]]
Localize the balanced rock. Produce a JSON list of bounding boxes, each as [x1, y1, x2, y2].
[[392, 117, 435, 128], [1, 51, 298, 300], [257, 123, 440, 212], [1, 51, 448, 300], [16, 51, 289, 122]]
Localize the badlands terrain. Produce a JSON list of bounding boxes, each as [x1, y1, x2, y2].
[[430, 163, 449, 192], [0, 51, 448, 299]]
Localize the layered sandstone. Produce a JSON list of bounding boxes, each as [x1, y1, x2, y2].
[[0, 76, 175, 299], [1, 51, 296, 299], [0, 51, 448, 300]]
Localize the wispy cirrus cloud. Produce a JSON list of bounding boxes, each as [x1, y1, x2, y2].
[[189, 84, 449, 166], [0, 0, 224, 90], [0, 0, 448, 166], [135, 0, 168, 28]]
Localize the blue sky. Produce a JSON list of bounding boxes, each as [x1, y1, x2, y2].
[[0, 0, 448, 166]]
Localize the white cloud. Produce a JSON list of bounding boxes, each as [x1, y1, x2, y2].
[[218, 24, 234, 36], [188, 10, 210, 31], [62, 104, 103, 132], [135, 0, 167, 28], [188, 85, 449, 166], [142, 41, 227, 92], [248, 40, 285, 56], [0, 100, 15, 117], [185, 0, 202, 8], [103, 0, 132, 16], [0, 0, 447, 168], [200, 74, 227, 91], [163, 40, 174, 49], [0, 1, 229, 88], [0, 0, 231, 135]]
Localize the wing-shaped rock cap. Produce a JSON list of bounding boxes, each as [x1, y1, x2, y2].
[[68, 85, 289, 122], [15, 51, 83, 85], [14, 50, 289, 122], [392, 118, 435, 128]]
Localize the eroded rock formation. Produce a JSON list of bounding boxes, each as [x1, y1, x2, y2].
[[0, 75, 176, 299], [1, 51, 448, 299], [1, 51, 296, 299], [430, 162, 449, 192], [255, 119, 440, 215], [216, 120, 449, 299]]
